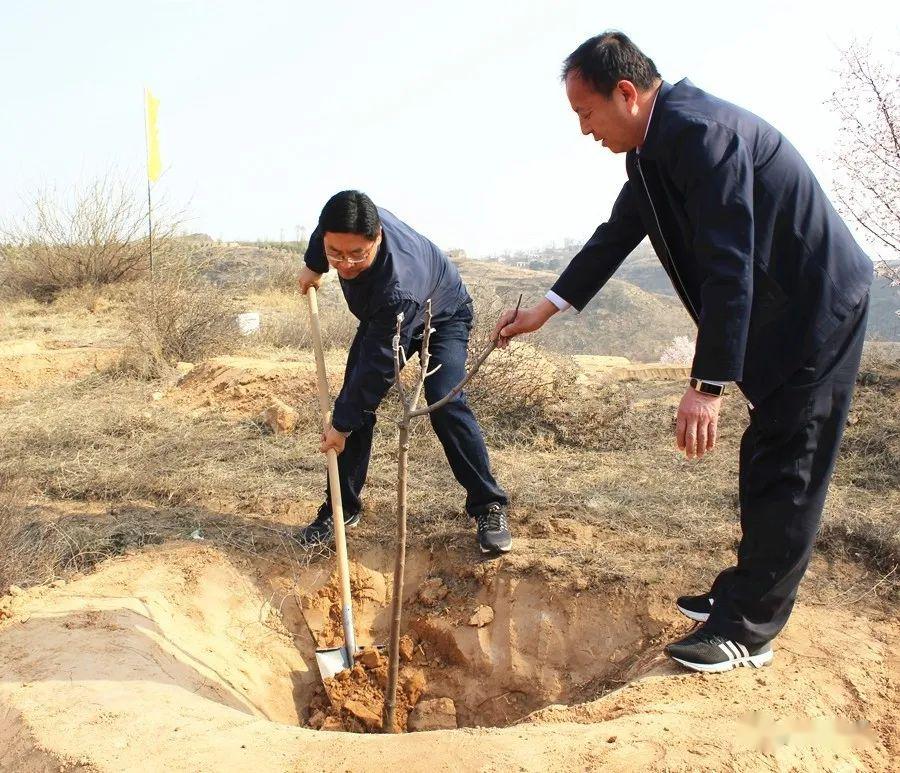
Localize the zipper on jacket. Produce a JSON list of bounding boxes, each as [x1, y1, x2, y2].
[[636, 157, 701, 322]]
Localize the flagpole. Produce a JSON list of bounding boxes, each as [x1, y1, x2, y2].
[[143, 87, 155, 303], [147, 177, 154, 282]]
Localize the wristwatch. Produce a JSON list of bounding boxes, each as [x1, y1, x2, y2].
[[690, 378, 727, 397]]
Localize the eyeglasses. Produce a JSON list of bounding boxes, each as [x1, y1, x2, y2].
[[324, 240, 378, 265]]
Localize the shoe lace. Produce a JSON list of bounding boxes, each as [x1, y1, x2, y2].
[[479, 504, 507, 532], [694, 629, 730, 648]]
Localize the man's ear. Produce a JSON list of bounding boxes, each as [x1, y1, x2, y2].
[[616, 79, 639, 110]]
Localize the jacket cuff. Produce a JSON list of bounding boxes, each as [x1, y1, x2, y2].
[[331, 401, 363, 434]]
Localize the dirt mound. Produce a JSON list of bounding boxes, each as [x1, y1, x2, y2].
[[169, 353, 341, 417], [1, 543, 896, 771]]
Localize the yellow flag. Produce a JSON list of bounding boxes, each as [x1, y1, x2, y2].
[[144, 88, 162, 183]]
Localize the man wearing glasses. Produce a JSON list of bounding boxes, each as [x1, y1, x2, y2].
[[296, 190, 511, 554]]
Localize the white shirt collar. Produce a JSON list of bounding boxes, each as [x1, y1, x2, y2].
[[636, 86, 661, 154]]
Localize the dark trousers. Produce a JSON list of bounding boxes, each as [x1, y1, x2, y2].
[[706, 295, 869, 647], [325, 301, 508, 518]]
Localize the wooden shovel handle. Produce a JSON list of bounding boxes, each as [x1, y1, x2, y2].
[[306, 288, 354, 652]]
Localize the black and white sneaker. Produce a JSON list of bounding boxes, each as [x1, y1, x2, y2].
[[475, 503, 512, 554], [676, 593, 715, 622], [295, 505, 361, 547], [665, 627, 773, 673]]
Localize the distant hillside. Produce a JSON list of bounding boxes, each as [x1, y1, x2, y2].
[[502, 239, 899, 343], [616, 247, 900, 342], [456, 260, 694, 361]]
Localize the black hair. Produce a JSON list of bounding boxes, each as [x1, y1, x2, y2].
[[562, 31, 661, 97], [318, 190, 380, 238]]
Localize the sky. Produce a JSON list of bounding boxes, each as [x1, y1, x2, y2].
[[1, 0, 898, 255]]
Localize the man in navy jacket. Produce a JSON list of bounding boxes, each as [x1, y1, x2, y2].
[[297, 190, 511, 554], [496, 32, 873, 672]]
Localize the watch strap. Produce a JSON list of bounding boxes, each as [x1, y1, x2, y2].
[[690, 378, 727, 397]]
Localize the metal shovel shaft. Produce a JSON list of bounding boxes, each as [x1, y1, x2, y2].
[[306, 287, 356, 669]]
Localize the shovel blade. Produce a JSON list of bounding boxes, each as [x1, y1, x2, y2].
[[315, 646, 352, 681]]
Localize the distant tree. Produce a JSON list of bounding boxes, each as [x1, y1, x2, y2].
[[660, 335, 695, 365], [827, 41, 900, 310]]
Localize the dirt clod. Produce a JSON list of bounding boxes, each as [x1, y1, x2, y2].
[[344, 699, 382, 729], [356, 647, 382, 669], [417, 577, 449, 605], [320, 716, 344, 732], [399, 634, 415, 662], [256, 398, 299, 434], [468, 605, 494, 627], [307, 710, 326, 730], [407, 698, 457, 732]]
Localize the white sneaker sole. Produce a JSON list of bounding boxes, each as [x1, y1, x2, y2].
[[670, 649, 774, 673], [676, 604, 711, 623], [480, 540, 512, 554]]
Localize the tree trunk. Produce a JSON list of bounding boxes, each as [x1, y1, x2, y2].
[[383, 423, 409, 733]]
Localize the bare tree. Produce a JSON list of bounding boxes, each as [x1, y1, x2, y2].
[[0, 174, 182, 300], [381, 295, 520, 733], [827, 41, 900, 303]]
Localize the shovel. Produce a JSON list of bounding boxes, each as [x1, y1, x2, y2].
[[305, 285, 357, 680]]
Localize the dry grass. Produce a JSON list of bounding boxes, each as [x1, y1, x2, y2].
[[250, 283, 356, 351], [0, 290, 896, 600], [0, 376, 321, 506]]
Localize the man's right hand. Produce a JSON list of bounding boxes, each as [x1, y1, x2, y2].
[[492, 299, 559, 349], [298, 266, 323, 295]]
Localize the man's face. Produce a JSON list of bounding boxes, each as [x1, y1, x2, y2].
[[565, 71, 642, 153], [323, 230, 381, 279]]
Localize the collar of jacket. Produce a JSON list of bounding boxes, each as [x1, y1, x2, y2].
[[636, 79, 688, 160]]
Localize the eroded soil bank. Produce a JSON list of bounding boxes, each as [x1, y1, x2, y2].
[[0, 543, 896, 772]]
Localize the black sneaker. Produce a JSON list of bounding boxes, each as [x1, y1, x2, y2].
[[295, 505, 361, 547], [676, 593, 715, 622], [665, 627, 773, 673], [475, 503, 512, 554]]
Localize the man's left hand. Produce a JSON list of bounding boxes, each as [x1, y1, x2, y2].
[[675, 387, 722, 459], [320, 427, 348, 455]]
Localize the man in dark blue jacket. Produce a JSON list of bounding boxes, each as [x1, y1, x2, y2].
[[496, 32, 873, 672], [297, 190, 511, 554]]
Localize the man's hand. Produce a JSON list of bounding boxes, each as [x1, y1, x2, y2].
[[298, 265, 323, 295], [492, 299, 559, 349], [675, 387, 722, 459], [320, 426, 348, 455]]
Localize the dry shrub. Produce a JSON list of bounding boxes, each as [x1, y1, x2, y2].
[[118, 275, 242, 377], [462, 288, 640, 449], [251, 254, 307, 292], [0, 176, 181, 301]]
